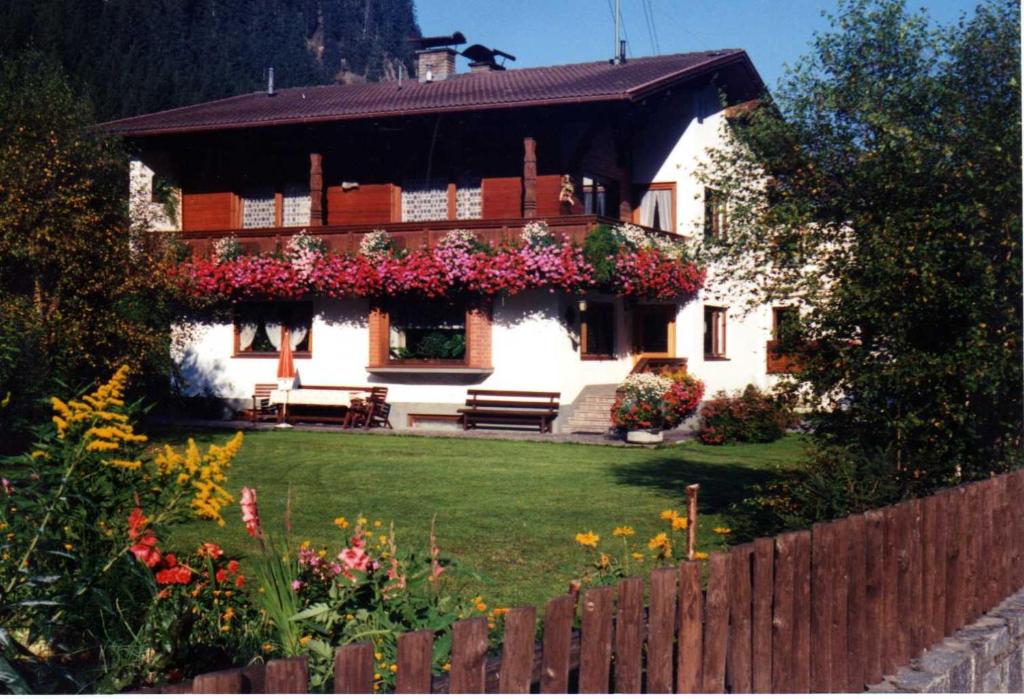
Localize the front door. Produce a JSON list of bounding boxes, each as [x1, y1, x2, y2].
[[633, 305, 676, 358]]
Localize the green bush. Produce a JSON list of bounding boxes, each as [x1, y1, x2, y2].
[[582, 225, 619, 286], [698, 384, 794, 445]]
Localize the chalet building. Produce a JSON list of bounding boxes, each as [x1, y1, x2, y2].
[[107, 44, 791, 432]]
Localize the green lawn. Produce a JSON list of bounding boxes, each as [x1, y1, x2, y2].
[[162, 430, 806, 608]]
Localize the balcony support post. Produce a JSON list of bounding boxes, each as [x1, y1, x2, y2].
[[523, 136, 537, 218], [309, 152, 324, 226]]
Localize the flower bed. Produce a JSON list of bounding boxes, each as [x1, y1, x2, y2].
[[175, 223, 705, 302]]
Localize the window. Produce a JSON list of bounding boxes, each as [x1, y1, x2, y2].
[[234, 302, 312, 356], [704, 187, 727, 239], [772, 307, 799, 343], [581, 302, 615, 359], [582, 176, 609, 216], [401, 178, 448, 222], [241, 183, 310, 228], [635, 183, 676, 232], [704, 306, 727, 359], [282, 183, 311, 226], [387, 300, 466, 363]]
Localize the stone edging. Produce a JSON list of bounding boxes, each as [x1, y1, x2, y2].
[[869, 587, 1024, 692]]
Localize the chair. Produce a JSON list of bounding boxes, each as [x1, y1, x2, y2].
[[363, 387, 393, 430], [242, 383, 280, 425]]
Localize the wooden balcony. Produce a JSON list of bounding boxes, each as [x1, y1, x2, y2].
[[179, 215, 681, 258]]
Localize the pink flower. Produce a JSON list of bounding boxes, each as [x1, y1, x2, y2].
[[240, 487, 262, 538], [291, 579, 304, 591], [338, 546, 371, 572], [1, 478, 12, 495]]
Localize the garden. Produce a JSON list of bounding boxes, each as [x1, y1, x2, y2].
[[0, 366, 804, 691]]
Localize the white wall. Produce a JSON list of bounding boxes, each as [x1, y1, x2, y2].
[[129, 157, 180, 232]]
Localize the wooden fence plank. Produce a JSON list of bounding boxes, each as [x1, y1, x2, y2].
[[578, 586, 614, 694], [727, 544, 753, 694], [909, 498, 926, 659], [846, 515, 867, 692], [702, 553, 731, 693], [894, 502, 914, 670], [964, 485, 980, 623], [923, 494, 945, 649], [829, 519, 850, 693], [810, 523, 833, 692], [154, 681, 194, 693], [984, 480, 999, 611], [648, 567, 679, 693], [396, 630, 434, 694], [771, 532, 796, 693], [882, 506, 900, 675], [613, 578, 644, 694], [239, 665, 265, 694], [752, 537, 775, 693], [677, 560, 704, 694], [264, 657, 308, 693], [334, 642, 375, 694], [944, 489, 965, 635], [997, 476, 1011, 601], [792, 530, 812, 693], [498, 607, 537, 693], [540, 594, 574, 693], [450, 617, 489, 693], [193, 669, 243, 694], [864, 510, 886, 685]]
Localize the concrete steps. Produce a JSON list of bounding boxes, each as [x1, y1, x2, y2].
[[564, 384, 619, 434]]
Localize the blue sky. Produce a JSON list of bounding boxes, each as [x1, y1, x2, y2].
[[416, 0, 986, 89]]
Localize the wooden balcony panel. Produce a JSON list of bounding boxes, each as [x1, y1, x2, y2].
[[766, 340, 801, 374], [178, 215, 682, 258]]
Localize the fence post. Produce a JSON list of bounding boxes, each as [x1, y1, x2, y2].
[[863, 510, 886, 685], [727, 544, 753, 694], [702, 552, 731, 693], [192, 669, 243, 694], [792, 530, 812, 693], [810, 522, 833, 692], [334, 643, 374, 693], [771, 532, 796, 693], [752, 537, 775, 693], [846, 515, 867, 692], [539, 594, 574, 693], [686, 483, 700, 560], [264, 657, 308, 693], [450, 617, 489, 693]]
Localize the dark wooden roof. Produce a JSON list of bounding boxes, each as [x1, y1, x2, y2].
[[102, 50, 762, 137]]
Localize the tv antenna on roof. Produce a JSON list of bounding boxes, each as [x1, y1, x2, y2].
[[611, 0, 626, 64]]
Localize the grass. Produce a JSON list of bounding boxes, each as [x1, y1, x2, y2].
[[162, 429, 807, 608]]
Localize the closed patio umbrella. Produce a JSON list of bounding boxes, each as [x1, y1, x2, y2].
[[277, 325, 295, 385]]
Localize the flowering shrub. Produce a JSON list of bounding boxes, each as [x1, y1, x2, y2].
[[239, 491, 491, 692], [0, 367, 249, 692], [611, 369, 705, 431], [212, 235, 243, 262], [358, 229, 392, 258], [698, 384, 796, 445], [176, 227, 703, 302], [571, 510, 730, 588]]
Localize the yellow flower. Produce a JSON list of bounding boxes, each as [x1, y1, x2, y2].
[[63, 543, 73, 551], [490, 607, 509, 617], [374, 652, 383, 661], [299, 635, 312, 646], [389, 664, 397, 673], [713, 527, 732, 535], [261, 643, 274, 653], [612, 526, 635, 537], [647, 532, 670, 550], [378, 535, 388, 545], [671, 516, 689, 531], [442, 663, 451, 672], [598, 553, 611, 568], [30, 450, 46, 460], [357, 516, 368, 526], [659, 509, 679, 521], [222, 607, 235, 621], [575, 531, 600, 548], [374, 520, 383, 528], [631, 552, 645, 561], [220, 625, 230, 633], [334, 516, 349, 529], [694, 551, 709, 560], [476, 601, 488, 612], [373, 673, 381, 681]]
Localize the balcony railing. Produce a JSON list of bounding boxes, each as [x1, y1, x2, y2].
[[178, 215, 683, 258]]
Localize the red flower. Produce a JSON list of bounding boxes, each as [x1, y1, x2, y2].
[[215, 568, 227, 583], [234, 575, 245, 588], [155, 565, 193, 585], [226, 559, 239, 574]]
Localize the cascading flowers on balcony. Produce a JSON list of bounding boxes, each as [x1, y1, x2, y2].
[[176, 221, 704, 302]]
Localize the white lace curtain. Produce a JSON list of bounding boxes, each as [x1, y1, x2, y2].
[[638, 188, 674, 230], [238, 323, 258, 351], [240, 318, 309, 351]]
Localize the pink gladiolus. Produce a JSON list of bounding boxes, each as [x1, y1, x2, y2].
[[240, 487, 262, 538], [291, 579, 304, 591], [338, 546, 370, 572]]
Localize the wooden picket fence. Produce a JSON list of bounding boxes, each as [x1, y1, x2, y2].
[[138, 469, 1024, 694]]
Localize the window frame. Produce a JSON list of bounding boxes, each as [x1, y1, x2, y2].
[[703, 187, 728, 239], [233, 301, 314, 358], [580, 301, 616, 360], [632, 182, 677, 233], [703, 305, 728, 360], [238, 183, 311, 229], [382, 299, 471, 367]]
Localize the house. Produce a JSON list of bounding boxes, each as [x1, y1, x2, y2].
[[106, 40, 792, 432]]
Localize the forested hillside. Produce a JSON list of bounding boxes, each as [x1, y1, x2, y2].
[[0, 0, 420, 122]]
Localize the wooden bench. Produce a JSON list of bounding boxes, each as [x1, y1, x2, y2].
[[458, 389, 560, 433], [240, 383, 280, 424]]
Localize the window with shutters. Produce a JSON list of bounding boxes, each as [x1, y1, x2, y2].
[[703, 306, 727, 359]]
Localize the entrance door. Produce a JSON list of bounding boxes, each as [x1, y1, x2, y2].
[[633, 305, 676, 358]]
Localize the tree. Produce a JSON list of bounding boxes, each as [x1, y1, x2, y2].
[[701, 0, 1021, 510], [0, 51, 184, 451]]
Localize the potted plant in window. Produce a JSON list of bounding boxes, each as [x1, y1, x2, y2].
[[611, 370, 704, 444]]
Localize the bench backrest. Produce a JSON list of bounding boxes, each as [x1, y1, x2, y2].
[[299, 385, 376, 395], [254, 383, 276, 400], [465, 389, 560, 412]]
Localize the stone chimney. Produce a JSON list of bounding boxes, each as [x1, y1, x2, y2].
[[416, 48, 457, 82]]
